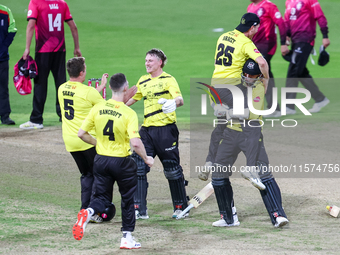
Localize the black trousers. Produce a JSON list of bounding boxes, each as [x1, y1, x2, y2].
[[140, 123, 181, 169], [30, 52, 66, 124], [90, 155, 137, 232], [286, 42, 325, 109], [0, 60, 11, 121], [70, 147, 96, 209]]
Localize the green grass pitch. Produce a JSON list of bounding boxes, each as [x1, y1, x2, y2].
[[3, 0, 340, 128]]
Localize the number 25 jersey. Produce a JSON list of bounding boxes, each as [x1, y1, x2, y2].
[[212, 29, 262, 86]]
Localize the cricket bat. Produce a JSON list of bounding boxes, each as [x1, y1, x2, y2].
[[176, 182, 214, 219]]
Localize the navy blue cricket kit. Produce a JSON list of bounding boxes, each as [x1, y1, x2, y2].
[[70, 147, 96, 209], [140, 123, 180, 166], [89, 155, 137, 232], [286, 42, 325, 109]]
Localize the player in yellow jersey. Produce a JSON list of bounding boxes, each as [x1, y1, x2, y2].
[[199, 13, 270, 183], [73, 73, 154, 249], [210, 59, 289, 228], [126, 48, 189, 219], [58, 57, 107, 220]]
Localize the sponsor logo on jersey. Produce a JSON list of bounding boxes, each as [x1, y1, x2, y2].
[[49, 4, 59, 10], [27, 10, 32, 16], [275, 12, 281, 19], [257, 8, 264, 17], [254, 49, 260, 53], [253, 96, 261, 102]]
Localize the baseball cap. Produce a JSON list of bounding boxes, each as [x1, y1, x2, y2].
[[235, 13, 260, 33], [318, 45, 329, 66], [243, 58, 261, 75]]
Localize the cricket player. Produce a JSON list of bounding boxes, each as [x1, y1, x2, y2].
[[211, 59, 289, 228], [58, 57, 107, 222], [74, 73, 154, 249], [20, 0, 81, 129], [284, 0, 330, 114], [198, 13, 269, 188], [126, 48, 189, 219], [248, 0, 288, 117]]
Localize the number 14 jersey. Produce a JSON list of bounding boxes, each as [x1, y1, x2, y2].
[[27, 0, 73, 53]]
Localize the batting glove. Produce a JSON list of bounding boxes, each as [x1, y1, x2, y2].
[[158, 98, 177, 114], [213, 103, 229, 117]]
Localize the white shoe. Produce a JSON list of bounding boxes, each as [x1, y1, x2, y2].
[[264, 110, 281, 118], [73, 209, 91, 241], [212, 218, 240, 227], [285, 107, 296, 115], [241, 167, 266, 190], [308, 97, 330, 113], [274, 216, 289, 228], [135, 210, 149, 220], [120, 232, 141, 249], [90, 214, 103, 223], [19, 121, 43, 129], [198, 161, 212, 181], [172, 209, 189, 218]]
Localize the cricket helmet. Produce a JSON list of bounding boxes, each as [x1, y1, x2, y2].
[[101, 203, 116, 221], [241, 58, 262, 87]]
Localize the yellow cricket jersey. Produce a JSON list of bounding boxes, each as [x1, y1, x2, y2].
[[228, 82, 265, 132], [58, 81, 105, 152], [132, 71, 182, 127], [81, 99, 140, 157], [212, 29, 263, 86]]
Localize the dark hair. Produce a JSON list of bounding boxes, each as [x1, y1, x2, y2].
[[66, 57, 85, 78], [146, 48, 167, 68], [109, 73, 127, 92]]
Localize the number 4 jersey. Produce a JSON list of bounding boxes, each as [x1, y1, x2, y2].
[[27, 0, 73, 53], [58, 81, 105, 152], [81, 100, 140, 157], [212, 29, 262, 86]]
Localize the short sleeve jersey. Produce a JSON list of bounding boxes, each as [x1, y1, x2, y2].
[[284, 0, 328, 45], [81, 100, 140, 157], [58, 81, 104, 152], [212, 29, 263, 86], [247, 0, 287, 49], [27, 0, 73, 53], [228, 82, 265, 132], [132, 71, 182, 127]]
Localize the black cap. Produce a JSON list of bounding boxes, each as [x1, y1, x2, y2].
[[243, 59, 261, 75], [235, 13, 260, 33], [318, 48, 329, 66]]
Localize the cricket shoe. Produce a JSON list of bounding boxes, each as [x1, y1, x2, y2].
[[120, 232, 141, 249], [135, 210, 149, 220], [19, 121, 43, 129], [73, 209, 91, 240], [241, 168, 266, 190], [274, 216, 289, 228], [172, 209, 189, 218], [212, 218, 240, 227], [198, 161, 212, 181], [90, 214, 103, 223], [308, 97, 330, 113]]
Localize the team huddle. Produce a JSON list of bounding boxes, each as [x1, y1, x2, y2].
[[1, 0, 330, 250]]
